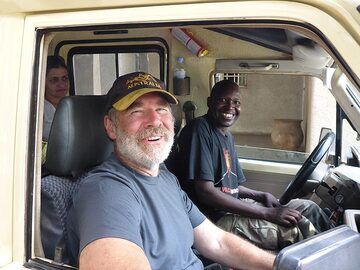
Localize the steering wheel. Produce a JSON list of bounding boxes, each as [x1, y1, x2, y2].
[[279, 132, 335, 205]]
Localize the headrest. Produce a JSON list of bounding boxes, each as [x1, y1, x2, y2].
[[44, 95, 113, 177], [170, 102, 183, 136], [182, 101, 197, 125]]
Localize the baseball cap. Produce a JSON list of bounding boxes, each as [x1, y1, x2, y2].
[[106, 72, 178, 111]]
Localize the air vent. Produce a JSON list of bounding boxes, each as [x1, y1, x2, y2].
[[214, 72, 247, 87]]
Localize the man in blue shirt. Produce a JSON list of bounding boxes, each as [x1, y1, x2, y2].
[[67, 72, 275, 270]]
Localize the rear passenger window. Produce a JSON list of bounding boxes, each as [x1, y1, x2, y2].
[[68, 45, 164, 95]]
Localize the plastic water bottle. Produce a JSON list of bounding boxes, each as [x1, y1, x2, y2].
[[174, 57, 186, 79]]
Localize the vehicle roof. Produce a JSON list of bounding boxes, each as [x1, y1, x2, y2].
[[1, 1, 360, 43], [0, 0, 358, 16]]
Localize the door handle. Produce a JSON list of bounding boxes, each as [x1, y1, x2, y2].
[[238, 63, 279, 71]]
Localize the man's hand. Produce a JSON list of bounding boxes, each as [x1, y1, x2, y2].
[[263, 206, 302, 227], [262, 192, 281, 208]]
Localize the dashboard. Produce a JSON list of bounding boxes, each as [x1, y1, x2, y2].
[[311, 164, 360, 228]]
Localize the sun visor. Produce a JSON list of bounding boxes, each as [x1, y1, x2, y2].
[[292, 44, 332, 69]]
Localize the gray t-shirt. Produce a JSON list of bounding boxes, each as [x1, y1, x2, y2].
[[67, 153, 206, 269]]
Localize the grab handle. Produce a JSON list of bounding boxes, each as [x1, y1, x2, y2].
[[238, 63, 279, 71]]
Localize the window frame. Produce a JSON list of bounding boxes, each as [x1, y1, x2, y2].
[[61, 41, 167, 95], [24, 2, 360, 265]]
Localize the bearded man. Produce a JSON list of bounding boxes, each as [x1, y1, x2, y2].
[[67, 72, 275, 270]]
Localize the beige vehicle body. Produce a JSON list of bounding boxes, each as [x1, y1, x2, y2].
[[1, 0, 360, 269]]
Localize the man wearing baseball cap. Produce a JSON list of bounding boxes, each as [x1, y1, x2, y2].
[[67, 72, 275, 270]]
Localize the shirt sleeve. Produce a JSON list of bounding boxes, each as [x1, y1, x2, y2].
[[72, 175, 143, 254], [180, 187, 206, 228], [168, 169, 206, 228]]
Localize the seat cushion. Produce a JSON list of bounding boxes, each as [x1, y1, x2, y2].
[[41, 174, 86, 263]]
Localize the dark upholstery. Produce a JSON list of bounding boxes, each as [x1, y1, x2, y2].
[[182, 101, 197, 125], [170, 102, 183, 136], [41, 175, 86, 263], [164, 102, 183, 172], [44, 95, 113, 177], [41, 95, 113, 263]]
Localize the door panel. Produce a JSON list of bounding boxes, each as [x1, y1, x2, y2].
[[240, 159, 300, 198]]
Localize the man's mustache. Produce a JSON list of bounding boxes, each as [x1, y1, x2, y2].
[[136, 126, 174, 141]]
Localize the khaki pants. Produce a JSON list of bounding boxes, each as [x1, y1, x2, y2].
[[216, 199, 332, 250]]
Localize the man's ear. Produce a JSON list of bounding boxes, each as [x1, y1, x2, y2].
[[104, 115, 117, 141]]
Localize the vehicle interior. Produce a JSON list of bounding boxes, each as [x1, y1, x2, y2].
[[28, 19, 360, 269]]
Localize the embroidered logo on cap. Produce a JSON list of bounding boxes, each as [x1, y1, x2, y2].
[[126, 74, 162, 90]]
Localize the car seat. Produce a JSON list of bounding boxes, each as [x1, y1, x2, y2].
[[182, 100, 197, 125], [41, 95, 113, 264], [171, 101, 183, 137], [40, 94, 184, 264]]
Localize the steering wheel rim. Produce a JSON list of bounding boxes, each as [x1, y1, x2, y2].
[[279, 132, 335, 205]]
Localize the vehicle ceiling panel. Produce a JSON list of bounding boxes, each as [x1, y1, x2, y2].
[[210, 28, 314, 55]]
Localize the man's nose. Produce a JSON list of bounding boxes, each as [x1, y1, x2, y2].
[[145, 110, 162, 127], [224, 100, 235, 109]]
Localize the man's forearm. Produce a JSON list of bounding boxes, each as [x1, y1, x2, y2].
[[194, 219, 275, 270], [196, 182, 268, 219], [238, 185, 266, 202], [214, 230, 275, 270]]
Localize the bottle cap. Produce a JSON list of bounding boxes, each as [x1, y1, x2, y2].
[[176, 57, 184, 63]]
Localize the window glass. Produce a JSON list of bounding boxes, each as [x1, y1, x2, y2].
[[214, 72, 247, 87], [73, 52, 160, 95], [342, 119, 360, 164], [212, 73, 337, 164]]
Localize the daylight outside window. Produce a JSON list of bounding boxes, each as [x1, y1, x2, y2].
[[72, 52, 161, 95]]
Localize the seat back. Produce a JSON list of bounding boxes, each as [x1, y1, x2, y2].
[[171, 102, 183, 137], [182, 101, 197, 125], [164, 102, 183, 172], [41, 95, 113, 263], [44, 95, 113, 177]]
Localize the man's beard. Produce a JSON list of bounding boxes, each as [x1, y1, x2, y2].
[[115, 125, 174, 171]]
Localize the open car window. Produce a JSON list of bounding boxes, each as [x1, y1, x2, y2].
[[15, 2, 360, 269]]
